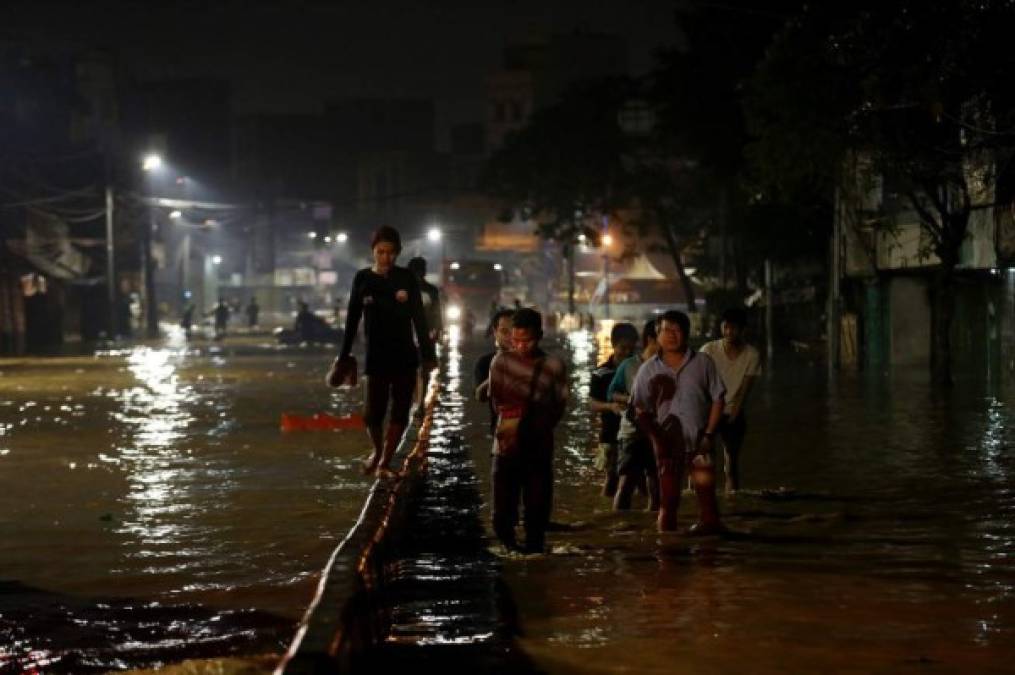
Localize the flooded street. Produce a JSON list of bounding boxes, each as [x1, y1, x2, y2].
[[461, 331, 1015, 674], [2, 330, 1014, 673], [0, 340, 370, 671]]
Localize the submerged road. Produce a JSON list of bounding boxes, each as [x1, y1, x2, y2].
[[353, 330, 1015, 674], [2, 329, 1015, 673]]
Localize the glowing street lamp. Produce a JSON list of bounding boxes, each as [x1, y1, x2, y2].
[[336, 232, 348, 244], [212, 255, 222, 265], [142, 153, 162, 172], [601, 233, 614, 247], [427, 227, 442, 242], [308, 231, 317, 240]]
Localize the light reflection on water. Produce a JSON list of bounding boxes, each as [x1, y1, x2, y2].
[[0, 345, 371, 671]]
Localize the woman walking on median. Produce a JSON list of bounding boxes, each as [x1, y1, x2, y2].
[[329, 226, 436, 478]]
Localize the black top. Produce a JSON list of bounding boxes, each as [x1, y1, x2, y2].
[[474, 350, 497, 434], [589, 357, 621, 444], [339, 266, 436, 375]]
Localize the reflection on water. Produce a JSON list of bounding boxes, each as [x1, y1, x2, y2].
[[462, 331, 1015, 673], [0, 345, 370, 672]]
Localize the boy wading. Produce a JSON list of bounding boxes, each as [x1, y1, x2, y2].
[[489, 309, 568, 553]]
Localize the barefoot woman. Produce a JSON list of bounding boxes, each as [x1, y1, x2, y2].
[[333, 226, 436, 476]]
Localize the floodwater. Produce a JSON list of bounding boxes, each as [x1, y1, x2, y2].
[[3, 328, 1014, 673], [461, 331, 1015, 674], [0, 338, 370, 672]]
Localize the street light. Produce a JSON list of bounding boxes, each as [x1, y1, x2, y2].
[[336, 232, 348, 244], [142, 153, 162, 172], [140, 152, 163, 338], [212, 255, 222, 265], [308, 231, 317, 239], [427, 227, 442, 242]]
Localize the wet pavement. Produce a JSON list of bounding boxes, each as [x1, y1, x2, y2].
[[0, 337, 370, 672], [460, 331, 1015, 674], [3, 328, 1015, 673]]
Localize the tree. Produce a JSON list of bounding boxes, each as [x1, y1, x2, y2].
[[747, 1, 1015, 384]]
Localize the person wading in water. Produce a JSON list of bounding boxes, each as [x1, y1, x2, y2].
[[631, 310, 726, 534]]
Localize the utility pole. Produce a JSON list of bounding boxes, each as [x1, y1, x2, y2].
[[141, 205, 158, 339], [105, 185, 116, 338], [765, 258, 774, 364], [828, 187, 842, 375]]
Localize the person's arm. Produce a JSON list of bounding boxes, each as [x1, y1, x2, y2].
[[606, 359, 632, 408], [728, 377, 755, 420], [588, 369, 615, 414], [474, 354, 492, 403], [338, 272, 363, 360], [729, 350, 761, 420], [407, 273, 436, 366], [697, 359, 727, 456], [488, 353, 504, 412]]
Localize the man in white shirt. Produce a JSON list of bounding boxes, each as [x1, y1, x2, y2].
[[700, 308, 762, 494]]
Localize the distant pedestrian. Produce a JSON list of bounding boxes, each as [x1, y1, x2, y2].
[[608, 319, 660, 511], [329, 226, 436, 478], [589, 322, 638, 498], [700, 307, 761, 494], [475, 308, 515, 435], [294, 301, 316, 342], [210, 298, 230, 340], [181, 302, 195, 339], [489, 308, 568, 553], [245, 297, 259, 328], [631, 310, 725, 533]]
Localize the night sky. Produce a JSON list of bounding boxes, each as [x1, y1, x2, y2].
[[5, 0, 682, 147]]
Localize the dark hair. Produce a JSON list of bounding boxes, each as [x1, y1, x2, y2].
[[407, 256, 426, 276], [610, 322, 638, 345], [721, 307, 747, 328], [512, 307, 543, 339], [659, 310, 690, 337], [487, 308, 515, 336], [642, 318, 658, 346], [370, 225, 402, 253]]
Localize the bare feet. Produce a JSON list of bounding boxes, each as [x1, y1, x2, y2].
[[374, 465, 403, 479], [361, 455, 379, 475]]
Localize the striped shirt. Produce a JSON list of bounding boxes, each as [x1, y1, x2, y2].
[[489, 349, 569, 441]]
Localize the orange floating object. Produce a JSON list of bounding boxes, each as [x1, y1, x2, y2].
[[281, 412, 365, 432]]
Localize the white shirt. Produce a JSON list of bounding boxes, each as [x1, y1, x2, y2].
[[700, 340, 761, 414]]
